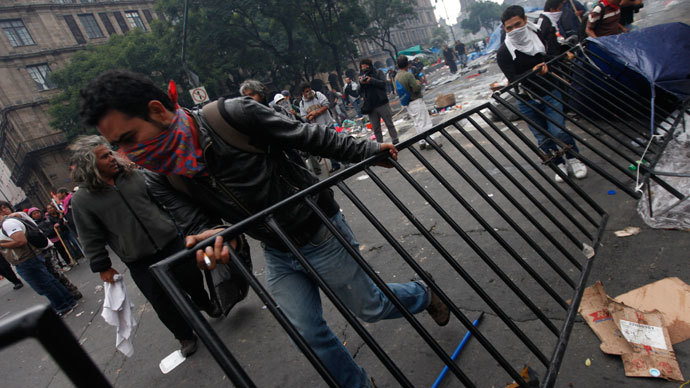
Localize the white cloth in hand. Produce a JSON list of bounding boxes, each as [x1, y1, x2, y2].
[[101, 274, 137, 357]]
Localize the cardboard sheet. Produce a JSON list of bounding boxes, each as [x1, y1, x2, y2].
[[579, 281, 686, 382], [615, 277, 690, 345]]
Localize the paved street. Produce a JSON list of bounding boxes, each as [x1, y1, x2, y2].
[[2, 2, 689, 386]]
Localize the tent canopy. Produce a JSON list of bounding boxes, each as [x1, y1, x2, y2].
[[398, 45, 425, 56], [587, 23, 690, 99]]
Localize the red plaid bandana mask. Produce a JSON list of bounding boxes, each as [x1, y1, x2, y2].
[[124, 108, 207, 177]]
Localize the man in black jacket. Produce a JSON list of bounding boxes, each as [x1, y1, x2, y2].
[[79, 70, 448, 388], [497, 5, 587, 182], [69, 136, 220, 357], [359, 58, 400, 144]]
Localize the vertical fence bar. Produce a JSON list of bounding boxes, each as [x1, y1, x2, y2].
[[0, 305, 112, 388], [397, 148, 565, 330], [454, 117, 586, 261], [363, 167, 551, 366], [472, 110, 593, 242], [264, 216, 429, 388], [337, 181, 528, 386], [482, 106, 604, 225], [149, 260, 259, 388]]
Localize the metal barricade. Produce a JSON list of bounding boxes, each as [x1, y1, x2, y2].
[[0, 305, 111, 387], [149, 101, 609, 387], [491, 45, 688, 216]]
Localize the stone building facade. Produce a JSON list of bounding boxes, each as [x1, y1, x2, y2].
[[0, 0, 156, 206], [356, 0, 438, 67]]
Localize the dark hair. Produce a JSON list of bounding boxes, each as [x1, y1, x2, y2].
[[79, 70, 175, 127], [544, 0, 564, 11], [0, 201, 12, 211], [300, 82, 311, 92], [359, 58, 373, 69], [396, 55, 409, 69], [502, 5, 526, 24], [56, 187, 69, 194]]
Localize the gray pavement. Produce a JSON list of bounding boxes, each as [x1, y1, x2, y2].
[[2, 2, 689, 386]]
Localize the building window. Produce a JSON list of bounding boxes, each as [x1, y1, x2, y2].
[[0, 19, 35, 47], [142, 9, 154, 24], [125, 11, 146, 31], [98, 13, 116, 35], [63, 15, 86, 44], [78, 14, 104, 39], [27, 64, 56, 91], [113, 12, 129, 33]]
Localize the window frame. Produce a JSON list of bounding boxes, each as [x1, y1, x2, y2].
[[124, 10, 147, 31], [26, 63, 56, 91], [78, 13, 104, 39], [0, 19, 35, 47]]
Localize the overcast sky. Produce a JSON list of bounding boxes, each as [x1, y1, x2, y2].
[[433, 0, 504, 25]]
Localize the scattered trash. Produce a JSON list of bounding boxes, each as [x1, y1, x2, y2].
[[579, 282, 685, 381], [75, 311, 84, 317], [582, 243, 595, 259], [585, 358, 592, 367], [505, 365, 540, 387], [159, 350, 186, 374], [614, 227, 641, 237], [261, 305, 267, 310], [607, 190, 616, 195], [356, 175, 370, 181]]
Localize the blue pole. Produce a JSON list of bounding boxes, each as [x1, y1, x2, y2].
[[431, 312, 484, 388]]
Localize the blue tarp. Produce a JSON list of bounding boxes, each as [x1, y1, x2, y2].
[[484, 25, 502, 53], [587, 23, 690, 99]]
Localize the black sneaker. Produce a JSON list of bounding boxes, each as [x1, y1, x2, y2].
[[180, 335, 198, 357], [426, 287, 450, 326], [13, 282, 23, 290]]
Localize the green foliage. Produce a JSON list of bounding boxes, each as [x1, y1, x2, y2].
[[431, 26, 449, 47], [49, 27, 184, 138], [49, 0, 372, 136], [361, 0, 416, 62], [460, 0, 505, 34]]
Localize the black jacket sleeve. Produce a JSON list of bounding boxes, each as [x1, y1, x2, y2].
[[143, 170, 222, 236], [224, 97, 382, 163]]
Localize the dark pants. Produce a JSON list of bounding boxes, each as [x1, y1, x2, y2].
[[45, 248, 80, 296], [368, 103, 399, 144], [0, 254, 21, 285], [52, 240, 72, 267], [16, 254, 75, 313], [125, 238, 212, 341]]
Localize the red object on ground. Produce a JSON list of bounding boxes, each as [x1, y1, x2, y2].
[[466, 74, 481, 79], [335, 126, 343, 133], [366, 123, 373, 129]]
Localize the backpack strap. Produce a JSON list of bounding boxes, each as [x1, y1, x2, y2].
[[201, 98, 265, 154]]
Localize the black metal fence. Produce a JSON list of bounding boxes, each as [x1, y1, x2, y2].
[[492, 44, 688, 216], [149, 98, 609, 387], [0, 305, 110, 387]]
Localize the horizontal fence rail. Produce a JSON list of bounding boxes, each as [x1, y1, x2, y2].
[[149, 99, 609, 387]]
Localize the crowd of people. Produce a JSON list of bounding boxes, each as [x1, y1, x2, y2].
[[0, 0, 648, 385]]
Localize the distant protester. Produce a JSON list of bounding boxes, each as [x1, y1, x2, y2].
[[497, 5, 587, 182]]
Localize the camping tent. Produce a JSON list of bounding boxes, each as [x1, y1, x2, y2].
[[397, 45, 426, 56], [586, 22, 690, 100]]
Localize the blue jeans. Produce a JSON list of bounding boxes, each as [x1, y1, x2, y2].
[[264, 212, 430, 387], [517, 90, 579, 165], [15, 254, 75, 313], [351, 98, 363, 118]]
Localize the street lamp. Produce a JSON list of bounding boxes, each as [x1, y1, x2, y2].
[[435, 0, 457, 42]]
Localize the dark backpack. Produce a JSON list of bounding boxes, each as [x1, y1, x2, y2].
[[2, 217, 50, 249]]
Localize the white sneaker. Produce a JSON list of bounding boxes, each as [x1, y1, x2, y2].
[[569, 158, 588, 179], [554, 163, 568, 183]]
